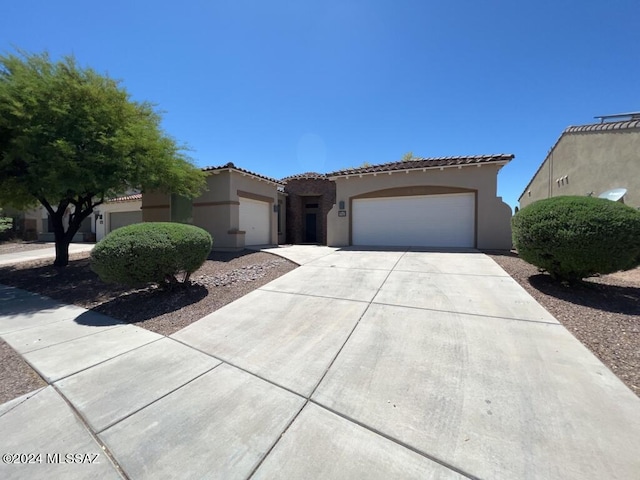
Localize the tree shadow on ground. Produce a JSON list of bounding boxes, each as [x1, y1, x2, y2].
[[528, 273, 640, 315], [80, 283, 209, 324], [0, 256, 209, 324]]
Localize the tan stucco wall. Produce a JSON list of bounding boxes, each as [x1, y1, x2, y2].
[[142, 170, 280, 250], [519, 129, 640, 208], [141, 192, 170, 222], [327, 163, 512, 249]]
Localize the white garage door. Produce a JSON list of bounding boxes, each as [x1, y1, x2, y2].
[[239, 197, 270, 245], [109, 211, 143, 232], [352, 193, 475, 247]]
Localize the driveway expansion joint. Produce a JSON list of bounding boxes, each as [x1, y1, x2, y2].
[[370, 301, 562, 326], [308, 399, 482, 480], [52, 384, 130, 480]]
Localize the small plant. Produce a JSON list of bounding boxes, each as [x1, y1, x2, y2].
[[90, 222, 212, 287], [0, 209, 14, 241], [512, 196, 640, 281]]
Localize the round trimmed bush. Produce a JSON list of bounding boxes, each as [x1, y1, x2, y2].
[[512, 196, 640, 281], [90, 222, 213, 286]]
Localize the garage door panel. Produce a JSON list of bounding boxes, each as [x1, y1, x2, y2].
[[239, 198, 270, 245], [352, 194, 474, 248]]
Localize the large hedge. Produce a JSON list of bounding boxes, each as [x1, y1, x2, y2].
[[91, 222, 212, 286], [512, 196, 640, 281]]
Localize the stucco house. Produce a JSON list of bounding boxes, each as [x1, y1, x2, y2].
[[519, 113, 640, 209], [325, 154, 514, 249], [142, 163, 284, 250], [142, 155, 514, 251], [7, 192, 143, 242]]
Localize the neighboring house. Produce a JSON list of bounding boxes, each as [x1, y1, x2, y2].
[[142, 163, 283, 250], [519, 113, 640, 209], [94, 193, 143, 241], [16, 205, 93, 242], [6, 192, 142, 242], [325, 154, 514, 249], [280, 172, 336, 245]]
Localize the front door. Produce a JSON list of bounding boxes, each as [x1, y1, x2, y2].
[[305, 213, 317, 242]]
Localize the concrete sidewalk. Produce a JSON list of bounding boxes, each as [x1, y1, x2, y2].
[[1, 247, 639, 479], [0, 243, 95, 267]]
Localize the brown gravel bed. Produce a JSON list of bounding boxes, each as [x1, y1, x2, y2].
[[0, 339, 47, 405], [0, 241, 53, 255], [486, 251, 640, 397], [0, 250, 297, 402]]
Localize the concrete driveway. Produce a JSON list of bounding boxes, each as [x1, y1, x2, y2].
[[1, 246, 639, 479]]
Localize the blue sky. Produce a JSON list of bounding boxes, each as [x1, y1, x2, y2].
[[2, 1, 638, 210]]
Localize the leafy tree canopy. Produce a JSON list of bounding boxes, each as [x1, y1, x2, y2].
[[0, 50, 207, 265]]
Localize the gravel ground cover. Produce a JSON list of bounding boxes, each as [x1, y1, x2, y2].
[[487, 250, 640, 398], [0, 250, 297, 402], [0, 241, 53, 255]]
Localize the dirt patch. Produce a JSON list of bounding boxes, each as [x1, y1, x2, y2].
[[486, 251, 640, 397], [0, 250, 297, 402]]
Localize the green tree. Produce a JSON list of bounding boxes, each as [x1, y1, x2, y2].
[[401, 151, 416, 162], [0, 50, 206, 266]]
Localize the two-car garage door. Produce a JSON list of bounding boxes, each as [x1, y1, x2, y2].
[[352, 193, 475, 248]]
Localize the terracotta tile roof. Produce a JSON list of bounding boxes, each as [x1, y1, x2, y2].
[[107, 193, 142, 203], [281, 172, 328, 182], [202, 162, 283, 185], [327, 154, 514, 177], [565, 119, 640, 133], [518, 119, 640, 201]]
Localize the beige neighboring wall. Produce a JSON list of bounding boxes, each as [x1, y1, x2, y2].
[[327, 163, 512, 249], [142, 167, 281, 250], [141, 192, 170, 222], [519, 124, 640, 208]]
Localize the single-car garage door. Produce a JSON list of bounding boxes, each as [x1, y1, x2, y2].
[[109, 211, 143, 233], [352, 193, 475, 247], [239, 197, 270, 245]]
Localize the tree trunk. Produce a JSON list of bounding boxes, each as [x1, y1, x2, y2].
[[53, 235, 70, 267], [51, 212, 71, 267], [40, 196, 99, 268]]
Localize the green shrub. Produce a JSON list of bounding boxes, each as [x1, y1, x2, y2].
[[90, 222, 212, 286], [512, 196, 640, 281]]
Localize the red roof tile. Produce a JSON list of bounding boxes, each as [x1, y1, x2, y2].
[[107, 193, 142, 203]]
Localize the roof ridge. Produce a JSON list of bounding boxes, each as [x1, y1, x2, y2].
[[565, 119, 640, 133], [201, 162, 283, 185]]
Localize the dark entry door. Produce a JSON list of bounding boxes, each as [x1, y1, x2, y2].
[[305, 213, 317, 242]]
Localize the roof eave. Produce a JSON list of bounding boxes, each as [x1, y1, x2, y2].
[[327, 159, 511, 180]]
